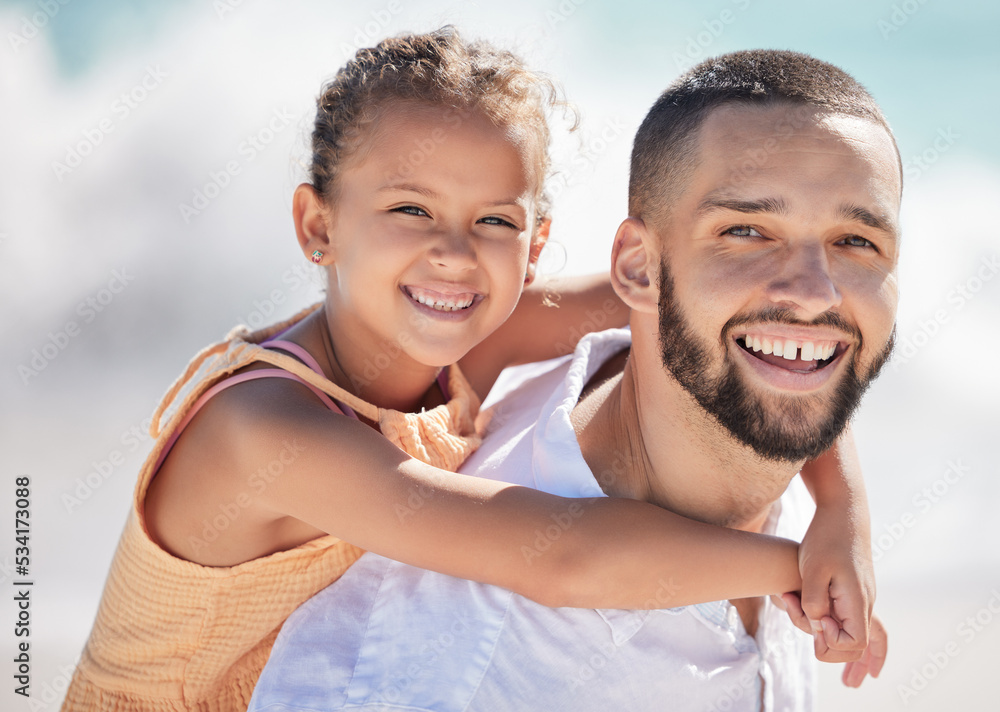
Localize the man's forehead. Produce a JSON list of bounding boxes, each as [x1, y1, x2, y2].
[[682, 103, 902, 221], [699, 103, 895, 160]]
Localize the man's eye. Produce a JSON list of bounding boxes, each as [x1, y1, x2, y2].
[[841, 235, 875, 249], [724, 225, 763, 238], [478, 216, 517, 229], [392, 205, 428, 217]]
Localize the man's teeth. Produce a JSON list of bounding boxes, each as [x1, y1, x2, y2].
[[744, 335, 837, 362], [410, 291, 474, 311]]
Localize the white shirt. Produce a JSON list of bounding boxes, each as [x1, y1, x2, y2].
[[249, 329, 817, 712]]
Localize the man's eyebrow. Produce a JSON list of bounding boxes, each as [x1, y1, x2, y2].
[[695, 195, 790, 217], [696, 195, 898, 239], [838, 203, 896, 237]]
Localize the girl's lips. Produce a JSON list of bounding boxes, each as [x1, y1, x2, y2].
[[401, 285, 483, 321]]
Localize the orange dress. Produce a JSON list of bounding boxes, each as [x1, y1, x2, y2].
[[61, 303, 482, 712]]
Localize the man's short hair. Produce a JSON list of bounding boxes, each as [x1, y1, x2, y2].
[[628, 49, 900, 227]]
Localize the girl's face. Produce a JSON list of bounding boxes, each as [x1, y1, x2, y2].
[[322, 101, 541, 369]]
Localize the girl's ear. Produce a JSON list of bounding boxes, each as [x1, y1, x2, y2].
[[293, 184, 334, 265], [611, 217, 658, 314], [524, 217, 551, 286]]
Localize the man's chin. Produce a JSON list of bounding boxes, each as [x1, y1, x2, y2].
[[725, 413, 848, 463], [711, 368, 861, 462]]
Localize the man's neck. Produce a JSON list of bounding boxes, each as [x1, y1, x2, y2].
[[571, 345, 802, 535]]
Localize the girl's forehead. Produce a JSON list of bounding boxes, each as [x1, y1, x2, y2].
[[332, 101, 538, 210], [358, 101, 543, 193]]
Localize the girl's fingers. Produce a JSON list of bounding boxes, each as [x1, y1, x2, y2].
[[779, 592, 813, 635]]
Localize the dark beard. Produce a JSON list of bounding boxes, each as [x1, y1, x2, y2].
[[656, 258, 894, 462]]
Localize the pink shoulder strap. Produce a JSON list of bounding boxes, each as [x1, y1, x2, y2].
[[152, 340, 356, 473], [262, 339, 327, 376]]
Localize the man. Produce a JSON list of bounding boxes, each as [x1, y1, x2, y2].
[[249, 49, 900, 711]]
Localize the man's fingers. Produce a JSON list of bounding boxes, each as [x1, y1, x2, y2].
[[826, 586, 871, 651], [782, 593, 867, 663], [820, 614, 867, 653], [813, 618, 863, 663]]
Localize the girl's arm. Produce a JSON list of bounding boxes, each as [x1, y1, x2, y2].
[[258, 389, 803, 609], [149, 375, 801, 610], [796, 425, 879, 663]]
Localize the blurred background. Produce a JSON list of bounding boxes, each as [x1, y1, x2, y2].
[[1, 0, 998, 709]]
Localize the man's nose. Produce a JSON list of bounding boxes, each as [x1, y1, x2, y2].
[[428, 228, 478, 271], [764, 244, 842, 317]]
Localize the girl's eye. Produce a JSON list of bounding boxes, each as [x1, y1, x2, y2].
[[478, 216, 518, 229], [392, 205, 428, 217], [724, 225, 763, 238], [840, 235, 875, 249]]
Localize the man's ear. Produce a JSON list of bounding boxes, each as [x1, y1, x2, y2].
[[293, 183, 334, 265], [524, 217, 551, 286], [611, 217, 658, 314]]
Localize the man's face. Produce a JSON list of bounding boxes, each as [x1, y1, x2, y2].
[[654, 103, 901, 462]]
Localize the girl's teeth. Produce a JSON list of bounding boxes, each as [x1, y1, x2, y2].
[[411, 291, 474, 311]]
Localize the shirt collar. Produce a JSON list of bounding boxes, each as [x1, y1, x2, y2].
[[529, 328, 632, 498]]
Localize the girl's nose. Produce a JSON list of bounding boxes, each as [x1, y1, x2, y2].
[[429, 229, 478, 271]]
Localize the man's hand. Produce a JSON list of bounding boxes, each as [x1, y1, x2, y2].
[[776, 593, 887, 687], [796, 500, 875, 661]]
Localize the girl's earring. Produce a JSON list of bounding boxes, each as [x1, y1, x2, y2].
[[311, 250, 324, 264]]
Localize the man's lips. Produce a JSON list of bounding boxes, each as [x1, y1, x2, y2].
[[732, 328, 851, 390]]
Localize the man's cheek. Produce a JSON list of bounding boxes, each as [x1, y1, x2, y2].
[[864, 277, 899, 356], [687, 260, 762, 314]]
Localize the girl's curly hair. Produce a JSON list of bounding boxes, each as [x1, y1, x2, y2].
[[309, 26, 570, 225]]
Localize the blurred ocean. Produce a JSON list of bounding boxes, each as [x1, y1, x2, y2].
[[1, 1, 998, 710]]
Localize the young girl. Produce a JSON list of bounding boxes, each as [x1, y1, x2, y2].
[[62, 27, 881, 712]]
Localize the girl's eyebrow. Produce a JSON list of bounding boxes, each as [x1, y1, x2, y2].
[[378, 183, 441, 198], [485, 198, 526, 209], [379, 183, 525, 211]]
